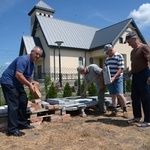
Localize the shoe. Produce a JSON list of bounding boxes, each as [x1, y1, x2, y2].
[[95, 111, 106, 115], [123, 111, 128, 118], [136, 122, 150, 127], [7, 130, 25, 137], [19, 124, 34, 130], [109, 110, 117, 117], [127, 118, 141, 124]]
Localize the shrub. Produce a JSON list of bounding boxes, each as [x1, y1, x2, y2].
[[63, 82, 72, 97], [80, 80, 85, 94], [88, 82, 97, 96], [125, 79, 132, 92], [44, 76, 51, 95], [28, 92, 35, 100], [46, 82, 57, 98], [123, 67, 132, 92]]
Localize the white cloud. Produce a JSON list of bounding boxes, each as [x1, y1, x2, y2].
[[128, 3, 150, 30]]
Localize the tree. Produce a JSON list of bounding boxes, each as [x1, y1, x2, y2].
[[88, 82, 97, 96], [63, 82, 72, 97], [46, 82, 57, 98], [44, 76, 51, 96]]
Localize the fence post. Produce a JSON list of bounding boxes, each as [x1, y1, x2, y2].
[[77, 72, 81, 96]]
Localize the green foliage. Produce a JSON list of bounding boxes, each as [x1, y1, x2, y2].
[[28, 92, 35, 101], [104, 87, 109, 93], [125, 80, 132, 92], [88, 82, 97, 96], [81, 80, 85, 94], [46, 82, 57, 98], [44, 76, 51, 95], [124, 67, 132, 92], [0, 87, 6, 106], [63, 82, 72, 97]]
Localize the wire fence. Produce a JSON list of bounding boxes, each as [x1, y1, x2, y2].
[[0, 66, 131, 106], [34, 67, 79, 86], [0, 67, 80, 106]]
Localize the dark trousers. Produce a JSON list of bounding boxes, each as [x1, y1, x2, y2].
[[1, 84, 28, 132], [131, 68, 150, 122], [97, 89, 106, 112]]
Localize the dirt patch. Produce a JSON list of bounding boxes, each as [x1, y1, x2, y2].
[[0, 106, 150, 150]]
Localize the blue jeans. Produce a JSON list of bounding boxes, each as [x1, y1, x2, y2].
[[131, 68, 150, 122]]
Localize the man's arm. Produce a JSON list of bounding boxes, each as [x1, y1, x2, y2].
[[111, 68, 123, 82], [81, 84, 89, 97], [15, 71, 35, 93]]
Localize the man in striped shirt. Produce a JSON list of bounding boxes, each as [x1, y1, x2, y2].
[[103, 44, 128, 118]]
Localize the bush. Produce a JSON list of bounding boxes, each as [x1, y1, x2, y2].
[[63, 82, 72, 97], [88, 82, 97, 96], [123, 67, 132, 92], [44, 76, 51, 95], [80, 80, 85, 94], [125, 79, 132, 92], [28, 92, 35, 101], [46, 82, 57, 98]]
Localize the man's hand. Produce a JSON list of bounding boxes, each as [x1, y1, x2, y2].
[[111, 77, 116, 82], [28, 83, 35, 94]]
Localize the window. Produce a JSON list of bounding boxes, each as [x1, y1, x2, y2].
[[119, 37, 123, 43], [99, 58, 103, 68], [37, 65, 42, 79], [79, 57, 83, 66], [89, 57, 93, 64]]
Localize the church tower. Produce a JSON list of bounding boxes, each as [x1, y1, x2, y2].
[[28, 1, 55, 34]]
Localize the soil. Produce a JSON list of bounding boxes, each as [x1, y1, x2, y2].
[[0, 106, 150, 150]]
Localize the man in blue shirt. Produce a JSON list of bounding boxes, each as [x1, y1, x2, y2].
[[1, 46, 43, 136], [77, 64, 106, 114]]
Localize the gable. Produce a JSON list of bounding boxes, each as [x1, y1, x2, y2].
[[19, 36, 45, 57]]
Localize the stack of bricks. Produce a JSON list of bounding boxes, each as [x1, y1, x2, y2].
[[28, 81, 71, 125], [28, 99, 71, 125]]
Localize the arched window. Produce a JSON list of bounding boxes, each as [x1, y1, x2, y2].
[[79, 57, 83, 66], [89, 57, 93, 64]]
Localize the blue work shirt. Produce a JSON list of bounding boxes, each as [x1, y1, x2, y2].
[[0, 55, 34, 87], [83, 64, 103, 91]]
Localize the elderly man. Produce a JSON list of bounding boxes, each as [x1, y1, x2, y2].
[[103, 44, 128, 118], [77, 64, 106, 114], [1, 46, 43, 136], [125, 32, 150, 127]]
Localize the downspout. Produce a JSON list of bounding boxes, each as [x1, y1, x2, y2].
[[43, 57, 45, 78], [54, 47, 56, 81], [84, 50, 87, 66]]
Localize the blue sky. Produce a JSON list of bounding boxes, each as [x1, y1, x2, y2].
[[0, 0, 150, 66]]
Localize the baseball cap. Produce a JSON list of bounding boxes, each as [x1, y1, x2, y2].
[[103, 44, 113, 54], [77, 66, 84, 73], [124, 32, 137, 43]]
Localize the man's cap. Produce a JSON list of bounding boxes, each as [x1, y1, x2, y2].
[[77, 66, 84, 73], [124, 32, 137, 43], [103, 44, 113, 54]]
